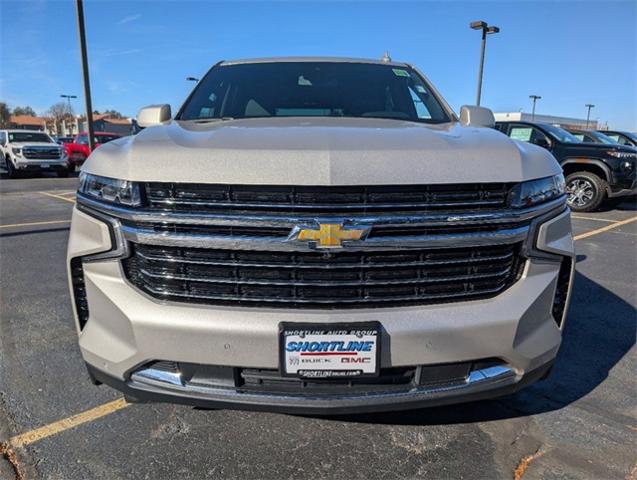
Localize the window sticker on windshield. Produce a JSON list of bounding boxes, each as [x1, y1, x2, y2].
[[415, 85, 426, 93], [392, 68, 410, 77], [510, 128, 532, 142]]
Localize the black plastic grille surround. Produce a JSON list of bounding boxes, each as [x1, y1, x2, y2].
[[143, 182, 514, 215], [70, 258, 89, 329], [22, 147, 62, 159], [122, 243, 524, 309]]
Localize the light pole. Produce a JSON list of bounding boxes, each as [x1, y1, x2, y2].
[[75, 0, 95, 152], [585, 104, 595, 129], [60, 94, 77, 112], [529, 95, 541, 121], [470, 20, 500, 106]]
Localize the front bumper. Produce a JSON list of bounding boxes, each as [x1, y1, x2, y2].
[[14, 157, 68, 171], [608, 178, 637, 198], [67, 202, 575, 413]]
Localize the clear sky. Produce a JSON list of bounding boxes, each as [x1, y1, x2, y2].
[[1, 0, 635, 130]]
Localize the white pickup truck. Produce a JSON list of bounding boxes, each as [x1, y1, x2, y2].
[[0, 129, 69, 177]]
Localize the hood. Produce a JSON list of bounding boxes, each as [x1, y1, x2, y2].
[[565, 142, 637, 154], [84, 117, 561, 185], [11, 142, 60, 148]]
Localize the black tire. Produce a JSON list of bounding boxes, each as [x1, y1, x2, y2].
[[57, 168, 70, 178], [5, 156, 18, 178], [565, 171, 607, 212]]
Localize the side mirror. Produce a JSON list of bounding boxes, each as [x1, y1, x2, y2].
[[459, 105, 496, 128], [136, 104, 172, 128], [533, 137, 552, 149]]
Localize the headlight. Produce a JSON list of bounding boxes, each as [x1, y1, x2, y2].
[[12, 147, 22, 156], [509, 174, 566, 208], [78, 172, 141, 206], [607, 150, 637, 159]]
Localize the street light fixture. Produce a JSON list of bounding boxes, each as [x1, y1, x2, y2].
[[60, 94, 77, 111], [470, 20, 500, 106], [585, 104, 595, 129], [186, 76, 200, 82], [529, 95, 541, 121]]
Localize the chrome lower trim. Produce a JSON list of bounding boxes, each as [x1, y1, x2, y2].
[[129, 364, 517, 406]]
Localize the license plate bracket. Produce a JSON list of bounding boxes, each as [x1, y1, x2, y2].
[[279, 322, 381, 379]]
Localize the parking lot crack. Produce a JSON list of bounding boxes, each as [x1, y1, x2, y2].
[[0, 442, 26, 480], [514, 446, 546, 480]]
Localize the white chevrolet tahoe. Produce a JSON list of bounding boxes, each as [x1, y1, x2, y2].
[[67, 57, 574, 414], [1, 129, 69, 177]]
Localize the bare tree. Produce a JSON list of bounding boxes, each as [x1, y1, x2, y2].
[[46, 101, 74, 122], [0, 102, 10, 127], [12, 106, 37, 117], [103, 109, 123, 119]]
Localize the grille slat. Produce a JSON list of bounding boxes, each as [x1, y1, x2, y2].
[[123, 243, 523, 309], [144, 183, 513, 215]]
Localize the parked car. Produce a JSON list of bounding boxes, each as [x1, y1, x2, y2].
[[68, 57, 575, 414], [55, 136, 75, 145], [597, 130, 637, 147], [64, 132, 121, 169], [0, 129, 69, 178], [566, 129, 622, 145], [496, 121, 636, 211]]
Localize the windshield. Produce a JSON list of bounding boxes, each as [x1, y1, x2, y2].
[[590, 131, 618, 145], [622, 131, 637, 142], [96, 135, 120, 143], [8, 132, 54, 143], [179, 62, 452, 124], [539, 124, 581, 143]]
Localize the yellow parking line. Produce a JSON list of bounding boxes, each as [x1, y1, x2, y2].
[[39, 191, 76, 204], [0, 219, 70, 229], [9, 398, 129, 448], [574, 215, 637, 241], [571, 215, 619, 223]]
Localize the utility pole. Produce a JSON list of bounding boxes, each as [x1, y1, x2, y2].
[[470, 20, 500, 106], [529, 95, 541, 121], [585, 104, 595, 129], [75, 0, 95, 152]]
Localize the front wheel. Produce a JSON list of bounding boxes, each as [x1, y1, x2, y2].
[[565, 172, 607, 212], [5, 156, 18, 178]]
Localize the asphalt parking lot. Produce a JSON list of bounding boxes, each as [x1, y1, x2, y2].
[[0, 174, 635, 480]]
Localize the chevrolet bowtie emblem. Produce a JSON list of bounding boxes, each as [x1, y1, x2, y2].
[[290, 223, 371, 249]]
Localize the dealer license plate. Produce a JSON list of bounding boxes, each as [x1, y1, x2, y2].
[[280, 322, 380, 378]]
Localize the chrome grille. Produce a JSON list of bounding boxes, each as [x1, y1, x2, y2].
[[22, 147, 62, 159], [143, 182, 514, 215], [122, 243, 524, 308]]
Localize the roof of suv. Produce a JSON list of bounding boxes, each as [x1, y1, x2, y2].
[[3, 129, 49, 134], [219, 56, 410, 68]]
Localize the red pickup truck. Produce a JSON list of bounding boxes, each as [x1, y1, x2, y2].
[[64, 132, 121, 169]]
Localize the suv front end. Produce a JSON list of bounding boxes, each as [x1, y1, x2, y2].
[[66, 58, 575, 414]]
